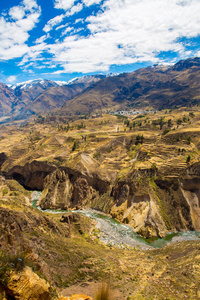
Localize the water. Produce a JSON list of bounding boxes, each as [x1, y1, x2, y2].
[[77, 209, 200, 249], [31, 191, 200, 249], [31, 191, 42, 208]]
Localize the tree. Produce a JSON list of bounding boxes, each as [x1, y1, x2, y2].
[[186, 155, 191, 163], [72, 141, 77, 151]]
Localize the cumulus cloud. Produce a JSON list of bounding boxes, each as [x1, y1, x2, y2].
[[46, 0, 200, 73], [54, 0, 101, 10], [0, 0, 41, 60], [54, 0, 76, 10], [17, 0, 200, 74], [83, 0, 102, 6], [7, 75, 17, 83]]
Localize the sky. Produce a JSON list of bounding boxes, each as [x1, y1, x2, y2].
[[0, 0, 200, 85]]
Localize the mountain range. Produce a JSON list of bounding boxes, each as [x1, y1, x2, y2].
[[0, 57, 200, 121]]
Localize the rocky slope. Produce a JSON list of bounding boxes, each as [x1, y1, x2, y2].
[[1, 108, 200, 238], [1, 57, 200, 121], [1, 109, 200, 299], [0, 83, 16, 118], [1, 175, 200, 299], [60, 57, 200, 115], [0, 76, 106, 120]]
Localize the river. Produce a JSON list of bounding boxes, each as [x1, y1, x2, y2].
[[31, 191, 200, 250]]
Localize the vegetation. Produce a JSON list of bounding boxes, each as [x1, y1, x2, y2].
[[162, 129, 170, 135], [95, 282, 111, 300], [0, 252, 26, 286], [186, 155, 191, 163], [135, 134, 144, 145], [72, 141, 77, 151], [0, 106, 200, 299]]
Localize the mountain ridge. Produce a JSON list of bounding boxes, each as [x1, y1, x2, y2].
[[0, 57, 200, 122], [60, 57, 200, 115]]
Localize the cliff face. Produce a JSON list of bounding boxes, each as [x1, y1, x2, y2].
[[30, 159, 200, 238], [0, 267, 93, 300], [38, 154, 111, 210], [6, 160, 56, 190], [109, 163, 200, 237], [4, 154, 200, 238], [0, 177, 96, 300], [2, 267, 53, 300]]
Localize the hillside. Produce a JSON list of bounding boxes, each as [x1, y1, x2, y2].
[[0, 75, 107, 120], [1, 57, 200, 122], [1, 107, 200, 299], [0, 83, 16, 117], [60, 57, 200, 115]]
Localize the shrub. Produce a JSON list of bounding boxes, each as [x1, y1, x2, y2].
[[95, 282, 111, 300], [162, 129, 170, 135], [189, 112, 195, 118], [72, 141, 77, 151], [187, 136, 191, 144], [135, 134, 144, 145], [93, 152, 101, 159], [176, 118, 182, 125], [186, 155, 191, 163]]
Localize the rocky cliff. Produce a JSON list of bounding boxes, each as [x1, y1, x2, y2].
[[110, 162, 200, 237], [3, 147, 200, 238]]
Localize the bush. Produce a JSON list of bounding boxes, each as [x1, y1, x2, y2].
[[135, 134, 144, 145], [186, 155, 191, 163], [187, 136, 191, 144], [162, 129, 170, 135], [72, 141, 77, 151], [93, 152, 101, 159], [95, 282, 111, 300], [189, 112, 195, 118]]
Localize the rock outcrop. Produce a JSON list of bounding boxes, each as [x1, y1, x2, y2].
[[39, 154, 110, 210], [110, 162, 200, 237], [5, 267, 53, 300], [0, 267, 93, 300], [6, 160, 56, 190], [4, 147, 200, 238]]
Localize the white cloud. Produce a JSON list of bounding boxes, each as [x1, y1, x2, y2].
[[9, 6, 25, 20], [35, 34, 49, 44], [0, 0, 41, 60], [18, 0, 200, 74], [54, 0, 76, 10], [49, 0, 200, 73], [23, 0, 38, 10], [65, 3, 83, 17], [7, 75, 17, 83], [54, 0, 101, 10], [83, 0, 102, 6], [61, 27, 74, 36], [43, 14, 65, 33], [43, 3, 83, 33]]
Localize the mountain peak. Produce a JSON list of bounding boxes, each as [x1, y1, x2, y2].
[[11, 79, 63, 91], [171, 57, 200, 71]]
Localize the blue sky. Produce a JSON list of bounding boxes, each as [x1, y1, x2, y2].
[[0, 0, 200, 84]]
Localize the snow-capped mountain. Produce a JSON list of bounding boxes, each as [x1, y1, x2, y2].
[[10, 75, 109, 92], [66, 74, 106, 85], [11, 79, 68, 91]]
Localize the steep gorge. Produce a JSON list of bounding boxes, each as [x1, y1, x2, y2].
[[3, 153, 200, 239]]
